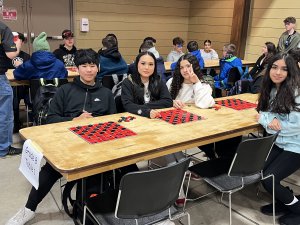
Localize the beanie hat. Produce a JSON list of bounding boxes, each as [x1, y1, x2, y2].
[[33, 32, 50, 52]]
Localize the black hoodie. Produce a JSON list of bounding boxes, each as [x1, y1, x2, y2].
[[46, 76, 116, 124], [53, 44, 77, 67]]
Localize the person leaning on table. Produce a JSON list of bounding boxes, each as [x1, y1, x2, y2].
[[5, 49, 117, 225]]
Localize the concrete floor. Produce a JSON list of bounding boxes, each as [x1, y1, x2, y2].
[[1, 134, 300, 225]]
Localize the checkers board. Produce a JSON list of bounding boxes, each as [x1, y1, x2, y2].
[[157, 109, 202, 125], [69, 121, 137, 144], [215, 98, 257, 110]]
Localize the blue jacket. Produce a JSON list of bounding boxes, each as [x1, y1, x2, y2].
[[214, 56, 242, 88], [13, 51, 67, 80], [258, 89, 300, 154], [97, 47, 128, 79], [170, 50, 204, 71]]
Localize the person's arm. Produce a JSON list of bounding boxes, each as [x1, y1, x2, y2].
[[199, 54, 204, 69], [170, 61, 177, 70], [121, 78, 152, 118], [277, 33, 285, 52], [13, 61, 32, 80], [258, 111, 278, 134], [193, 82, 215, 108], [1, 26, 21, 59]]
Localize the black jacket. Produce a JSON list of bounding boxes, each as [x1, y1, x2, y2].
[[121, 75, 173, 118], [249, 54, 267, 78], [47, 76, 116, 124], [53, 44, 77, 67]]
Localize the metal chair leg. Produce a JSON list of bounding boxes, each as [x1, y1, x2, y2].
[[229, 193, 232, 225], [272, 175, 275, 225]]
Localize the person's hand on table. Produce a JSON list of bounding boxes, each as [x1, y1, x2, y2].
[[73, 110, 93, 120], [173, 100, 185, 109], [150, 109, 160, 119]]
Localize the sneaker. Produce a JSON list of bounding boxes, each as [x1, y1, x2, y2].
[[5, 207, 35, 225], [260, 202, 289, 216], [278, 212, 300, 225], [7, 146, 22, 156], [186, 170, 201, 181], [154, 219, 175, 225], [175, 198, 186, 208]]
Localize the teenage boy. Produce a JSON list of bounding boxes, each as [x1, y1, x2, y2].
[[167, 36, 184, 63], [53, 29, 77, 67], [0, 21, 22, 157], [278, 16, 300, 53], [5, 49, 117, 225]]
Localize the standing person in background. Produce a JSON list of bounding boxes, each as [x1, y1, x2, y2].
[[167, 36, 184, 63], [0, 21, 22, 157], [53, 29, 77, 67], [9, 32, 31, 133], [278, 17, 300, 53], [256, 52, 300, 225], [13, 32, 67, 80], [97, 35, 128, 80]]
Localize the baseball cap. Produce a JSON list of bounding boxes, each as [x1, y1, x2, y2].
[[62, 29, 74, 39]]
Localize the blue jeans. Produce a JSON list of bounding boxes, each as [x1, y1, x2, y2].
[[0, 75, 13, 156]]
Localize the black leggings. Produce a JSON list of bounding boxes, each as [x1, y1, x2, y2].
[[262, 144, 300, 204], [25, 163, 62, 211]]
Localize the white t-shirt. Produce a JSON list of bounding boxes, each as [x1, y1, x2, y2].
[[200, 49, 219, 60]]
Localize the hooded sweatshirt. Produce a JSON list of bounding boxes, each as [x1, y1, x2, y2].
[[46, 76, 117, 124], [53, 44, 77, 67], [13, 51, 67, 80], [97, 47, 128, 79]]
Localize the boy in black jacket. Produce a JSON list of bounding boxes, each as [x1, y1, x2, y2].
[[6, 49, 116, 225]]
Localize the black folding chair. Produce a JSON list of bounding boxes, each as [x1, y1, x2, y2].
[[84, 158, 191, 225], [201, 133, 278, 225]]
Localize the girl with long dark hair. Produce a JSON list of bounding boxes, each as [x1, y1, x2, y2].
[[257, 52, 300, 225]]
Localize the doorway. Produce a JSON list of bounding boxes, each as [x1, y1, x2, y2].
[[0, 0, 73, 54]]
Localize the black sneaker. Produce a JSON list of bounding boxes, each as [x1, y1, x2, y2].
[[279, 212, 300, 225], [260, 202, 289, 216], [7, 146, 22, 156]]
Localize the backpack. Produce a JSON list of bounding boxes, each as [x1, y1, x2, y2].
[[202, 75, 216, 97], [102, 74, 127, 113], [228, 66, 252, 96], [62, 164, 138, 225], [32, 78, 60, 125], [228, 79, 252, 96]]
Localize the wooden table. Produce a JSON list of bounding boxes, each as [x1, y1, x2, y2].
[[19, 93, 260, 182], [164, 60, 255, 71], [6, 67, 79, 86]]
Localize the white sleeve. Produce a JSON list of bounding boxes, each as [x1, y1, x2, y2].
[[193, 82, 215, 108]]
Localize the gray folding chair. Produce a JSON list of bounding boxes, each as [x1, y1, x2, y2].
[[84, 158, 191, 225], [203, 133, 278, 225]]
